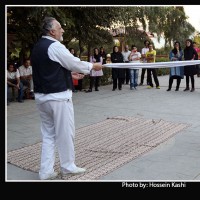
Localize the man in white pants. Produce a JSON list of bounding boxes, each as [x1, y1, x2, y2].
[[31, 17, 102, 180]]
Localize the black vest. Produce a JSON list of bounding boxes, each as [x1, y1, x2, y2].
[[31, 38, 72, 93]]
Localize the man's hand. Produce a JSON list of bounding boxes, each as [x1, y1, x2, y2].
[[71, 72, 85, 80], [92, 63, 103, 71]]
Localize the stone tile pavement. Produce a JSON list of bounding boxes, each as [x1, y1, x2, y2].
[[6, 72, 200, 181]]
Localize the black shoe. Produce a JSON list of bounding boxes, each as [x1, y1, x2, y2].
[[183, 87, 189, 91], [85, 89, 92, 93], [139, 83, 143, 86], [112, 89, 116, 91], [95, 88, 99, 91], [119, 88, 122, 90], [175, 87, 179, 91], [30, 92, 35, 99], [18, 99, 24, 103], [166, 88, 171, 91], [30, 94, 35, 99], [190, 88, 195, 92]]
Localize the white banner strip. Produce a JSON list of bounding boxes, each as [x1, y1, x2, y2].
[[103, 60, 200, 69]]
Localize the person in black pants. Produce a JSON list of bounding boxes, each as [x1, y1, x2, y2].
[[146, 44, 160, 89], [111, 46, 124, 90], [86, 48, 103, 92], [183, 39, 198, 92], [122, 44, 131, 84], [139, 40, 150, 85]]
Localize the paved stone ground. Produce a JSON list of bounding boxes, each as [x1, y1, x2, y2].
[[6, 71, 200, 181]]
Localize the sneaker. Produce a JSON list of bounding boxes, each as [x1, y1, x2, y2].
[[130, 87, 134, 90], [61, 167, 86, 175], [139, 83, 143, 86], [147, 85, 153, 89], [156, 86, 160, 89], [40, 172, 58, 180]]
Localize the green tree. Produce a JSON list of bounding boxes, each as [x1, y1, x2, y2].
[[7, 6, 196, 63]]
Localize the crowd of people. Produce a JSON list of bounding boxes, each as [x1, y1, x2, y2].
[[7, 39, 200, 106], [68, 39, 200, 93]]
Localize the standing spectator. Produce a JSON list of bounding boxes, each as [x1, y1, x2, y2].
[[139, 40, 150, 86], [193, 42, 200, 77], [146, 44, 160, 89], [111, 46, 124, 91], [19, 59, 34, 99], [30, 17, 102, 180], [69, 48, 77, 57], [99, 47, 107, 65], [183, 39, 198, 92], [122, 44, 131, 84], [166, 41, 184, 91], [86, 48, 103, 92], [128, 45, 141, 90], [7, 63, 24, 103]]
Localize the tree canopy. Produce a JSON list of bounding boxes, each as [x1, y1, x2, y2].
[[7, 6, 196, 63]]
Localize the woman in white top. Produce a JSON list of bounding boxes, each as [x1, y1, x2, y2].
[[86, 48, 103, 92], [128, 45, 141, 90]]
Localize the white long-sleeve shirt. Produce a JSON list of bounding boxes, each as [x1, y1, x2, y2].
[[34, 36, 93, 104]]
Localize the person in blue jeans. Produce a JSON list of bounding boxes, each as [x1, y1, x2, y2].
[[128, 45, 141, 90]]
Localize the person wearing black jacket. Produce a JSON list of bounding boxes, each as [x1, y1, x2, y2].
[[111, 46, 125, 91], [183, 39, 198, 92]]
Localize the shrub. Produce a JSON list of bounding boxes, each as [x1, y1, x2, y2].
[[156, 57, 170, 76]]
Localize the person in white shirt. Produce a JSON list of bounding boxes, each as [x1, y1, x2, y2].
[[18, 59, 34, 99], [30, 17, 102, 180], [122, 45, 131, 84], [128, 45, 141, 90], [139, 40, 150, 86], [7, 63, 24, 103]]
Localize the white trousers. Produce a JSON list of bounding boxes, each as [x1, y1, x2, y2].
[[37, 98, 77, 178]]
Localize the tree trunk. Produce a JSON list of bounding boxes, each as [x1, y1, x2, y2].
[[79, 40, 83, 58], [87, 44, 91, 62]]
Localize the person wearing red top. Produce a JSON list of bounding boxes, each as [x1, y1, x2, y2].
[[193, 42, 200, 77]]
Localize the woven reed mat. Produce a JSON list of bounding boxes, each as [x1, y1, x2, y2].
[[7, 116, 189, 180]]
